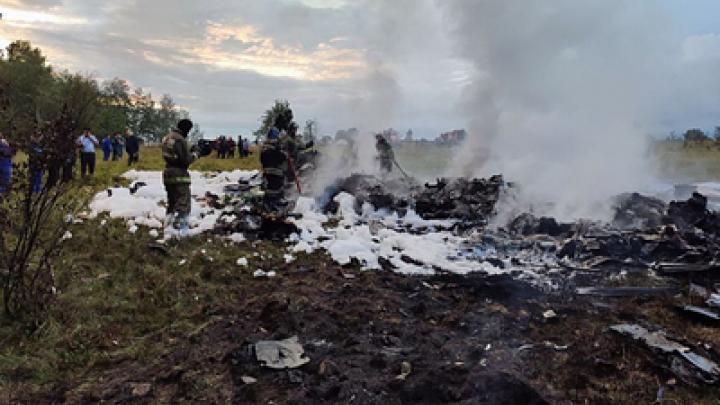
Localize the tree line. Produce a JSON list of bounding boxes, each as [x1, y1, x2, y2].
[[0, 39, 196, 328], [0, 40, 199, 144], [668, 127, 720, 145]]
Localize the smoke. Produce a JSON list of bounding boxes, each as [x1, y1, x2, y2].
[[438, 1, 681, 221], [308, 0, 444, 197]]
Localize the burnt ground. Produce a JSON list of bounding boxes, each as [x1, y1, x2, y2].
[[12, 252, 720, 404]]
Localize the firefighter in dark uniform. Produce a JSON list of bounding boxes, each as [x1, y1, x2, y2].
[[260, 127, 288, 213], [280, 122, 300, 182], [375, 133, 394, 174], [162, 119, 198, 234]]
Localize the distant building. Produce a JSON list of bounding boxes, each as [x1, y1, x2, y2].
[[436, 129, 467, 145]]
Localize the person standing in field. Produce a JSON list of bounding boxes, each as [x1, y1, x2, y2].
[[237, 136, 243, 158], [227, 138, 236, 158], [125, 130, 140, 166], [29, 133, 44, 193], [375, 133, 394, 175], [76, 128, 99, 177], [260, 127, 288, 213], [113, 132, 125, 160], [101, 135, 113, 161], [61, 145, 76, 183], [0, 132, 12, 196], [162, 119, 199, 235], [242, 137, 250, 157]]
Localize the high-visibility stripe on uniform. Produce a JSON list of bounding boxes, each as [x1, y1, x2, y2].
[[165, 176, 192, 184], [263, 168, 285, 176]]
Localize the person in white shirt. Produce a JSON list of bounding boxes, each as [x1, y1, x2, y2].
[[76, 128, 99, 177]]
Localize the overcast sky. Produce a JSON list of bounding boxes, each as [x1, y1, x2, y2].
[[1, 0, 719, 138]]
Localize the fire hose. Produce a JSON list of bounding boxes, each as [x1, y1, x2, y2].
[[392, 157, 411, 179]]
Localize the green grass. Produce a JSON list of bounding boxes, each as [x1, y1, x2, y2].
[[652, 141, 720, 182], [0, 217, 291, 388], [0, 145, 263, 395], [12, 146, 260, 191], [82, 146, 260, 190]]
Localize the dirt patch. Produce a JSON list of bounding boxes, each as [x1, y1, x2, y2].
[[10, 255, 719, 404]]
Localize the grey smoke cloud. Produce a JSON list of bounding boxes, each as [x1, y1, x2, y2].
[[437, 0, 720, 220]]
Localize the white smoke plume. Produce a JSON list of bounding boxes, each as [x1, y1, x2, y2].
[[438, 1, 682, 221], [308, 0, 445, 197]]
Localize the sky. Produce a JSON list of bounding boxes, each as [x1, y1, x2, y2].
[[0, 0, 719, 139]]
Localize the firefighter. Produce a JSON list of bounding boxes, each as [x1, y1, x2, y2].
[[280, 122, 300, 182], [375, 133, 394, 174], [260, 127, 288, 213], [161, 119, 199, 235]]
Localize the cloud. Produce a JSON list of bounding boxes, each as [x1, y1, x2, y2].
[[3, 0, 718, 145], [182, 21, 366, 80]]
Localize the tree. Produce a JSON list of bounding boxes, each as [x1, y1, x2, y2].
[[95, 78, 131, 136], [254, 100, 293, 140], [302, 119, 317, 144], [127, 87, 156, 141], [713, 127, 720, 142], [0, 40, 54, 137], [0, 43, 98, 327], [153, 94, 182, 140], [188, 123, 204, 143]]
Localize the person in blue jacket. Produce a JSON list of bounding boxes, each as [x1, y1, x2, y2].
[[28, 134, 44, 193], [0, 132, 12, 196], [101, 135, 113, 161]]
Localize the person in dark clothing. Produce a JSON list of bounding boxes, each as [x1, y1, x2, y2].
[[111, 134, 119, 160], [62, 148, 76, 183], [375, 134, 394, 175], [237, 136, 243, 158], [46, 164, 60, 189], [125, 131, 140, 166], [260, 127, 287, 213], [76, 128, 99, 177], [0, 132, 12, 196], [219, 136, 229, 159], [28, 135, 44, 193], [242, 138, 250, 157], [101, 136, 113, 161], [227, 138, 236, 158], [112, 133, 124, 160], [162, 119, 199, 235]]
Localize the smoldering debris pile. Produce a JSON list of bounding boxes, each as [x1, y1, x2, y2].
[[550, 192, 720, 268], [322, 174, 505, 227], [321, 174, 421, 215], [315, 173, 720, 283], [212, 175, 299, 241], [415, 176, 504, 224]]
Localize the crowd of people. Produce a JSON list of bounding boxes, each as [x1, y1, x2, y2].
[[0, 128, 142, 196], [212, 135, 251, 159]]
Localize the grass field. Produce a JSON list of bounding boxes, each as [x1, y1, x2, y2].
[[2, 141, 720, 401], [0, 146, 265, 396], [652, 141, 720, 182]]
